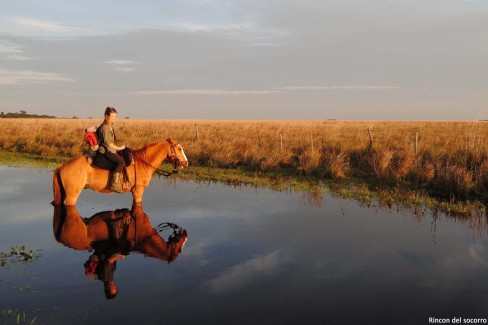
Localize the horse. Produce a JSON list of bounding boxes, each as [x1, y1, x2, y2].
[[52, 137, 188, 206], [52, 204, 188, 264]]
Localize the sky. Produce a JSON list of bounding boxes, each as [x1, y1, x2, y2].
[[1, 0, 487, 120]]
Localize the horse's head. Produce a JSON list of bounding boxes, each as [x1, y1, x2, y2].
[[136, 228, 188, 264], [166, 137, 189, 170]]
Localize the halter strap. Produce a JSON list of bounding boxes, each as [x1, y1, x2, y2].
[[131, 140, 179, 177]]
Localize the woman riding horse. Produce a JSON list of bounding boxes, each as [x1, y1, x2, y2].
[[52, 136, 188, 206], [97, 107, 126, 193]]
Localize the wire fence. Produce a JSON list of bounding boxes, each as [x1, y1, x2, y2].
[[169, 123, 488, 155]]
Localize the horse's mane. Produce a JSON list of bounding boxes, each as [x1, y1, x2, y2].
[[131, 141, 163, 159]]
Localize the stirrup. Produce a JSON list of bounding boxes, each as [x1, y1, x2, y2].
[[122, 181, 131, 192]]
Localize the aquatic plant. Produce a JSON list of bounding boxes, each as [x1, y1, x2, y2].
[[0, 246, 37, 268]]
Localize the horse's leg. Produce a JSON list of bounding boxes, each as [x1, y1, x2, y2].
[[64, 182, 85, 206], [132, 185, 145, 204], [63, 168, 88, 206], [59, 205, 91, 250]]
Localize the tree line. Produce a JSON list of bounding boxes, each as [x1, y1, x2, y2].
[[0, 110, 56, 119]]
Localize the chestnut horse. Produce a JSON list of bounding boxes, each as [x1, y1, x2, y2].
[[52, 137, 188, 205], [52, 204, 188, 263]]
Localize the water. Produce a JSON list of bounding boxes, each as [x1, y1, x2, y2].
[[1, 166, 487, 324]]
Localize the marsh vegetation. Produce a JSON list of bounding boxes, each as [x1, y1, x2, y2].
[[0, 119, 487, 213]]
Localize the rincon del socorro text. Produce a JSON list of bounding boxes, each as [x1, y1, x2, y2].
[[429, 317, 487, 324]]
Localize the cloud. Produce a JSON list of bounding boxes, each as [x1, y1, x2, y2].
[[0, 39, 32, 60], [469, 244, 488, 267], [282, 86, 429, 91], [131, 88, 281, 96], [104, 60, 139, 65], [131, 85, 427, 96], [104, 59, 139, 72], [0, 68, 75, 85], [174, 22, 254, 34], [13, 17, 70, 32], [205, 251, 282, 294], [114, 67, 135, 72]]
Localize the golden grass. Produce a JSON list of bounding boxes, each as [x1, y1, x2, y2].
[[1, 118, 487, 202]]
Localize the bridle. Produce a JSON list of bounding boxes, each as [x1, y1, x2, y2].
[[167, 140, 183, 171], [132, 139, 184, 177], [155, 222, 185, 263]]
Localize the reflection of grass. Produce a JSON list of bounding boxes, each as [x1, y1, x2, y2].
[[177, 166, 486, 217]]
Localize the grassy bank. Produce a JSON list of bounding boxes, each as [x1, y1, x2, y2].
[[0, 149, 485, 217], [0, 119, 487, 215]]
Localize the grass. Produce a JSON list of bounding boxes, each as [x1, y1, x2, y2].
[[0, 118, 487, 216]]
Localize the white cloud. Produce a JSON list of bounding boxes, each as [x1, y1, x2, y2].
[[114, 67, 135, 72], [175, 22, 253, 33], [469, 244, 488, 267], [13, 17, 70, 32], [282, 86, 429, 91], [0, 39, 32, 60], [0, 40, 23, 54], [104, 60, 139, 65], [132, 88, 281, 96], [131, 85, 428, 96], [104, 59, 139, 72], [205, 251, 282, 294], [0, 68, 75, 85]]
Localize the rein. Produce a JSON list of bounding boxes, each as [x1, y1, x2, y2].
[[131, 141, 180, 177]]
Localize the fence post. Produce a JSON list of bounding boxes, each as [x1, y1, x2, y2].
[[280, 134, 283, 152], [367, 128, 373, 150], [311, 134, 314, 152], [415, 132, 418, 154], [194, 123, 199, 141]]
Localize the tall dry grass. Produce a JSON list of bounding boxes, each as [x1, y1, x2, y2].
[[1, 118, 487, 202]]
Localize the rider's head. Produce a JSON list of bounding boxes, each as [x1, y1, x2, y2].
[[104, 280, 118, 299], [104, 107, 117, 123]]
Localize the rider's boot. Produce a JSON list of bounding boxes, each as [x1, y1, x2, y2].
[[110, 172, 124, 193]]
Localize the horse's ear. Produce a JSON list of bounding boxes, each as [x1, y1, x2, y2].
[[166, 137, 176, 145]]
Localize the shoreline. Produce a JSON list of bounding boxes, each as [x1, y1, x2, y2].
[[1, 150, 485, 217]]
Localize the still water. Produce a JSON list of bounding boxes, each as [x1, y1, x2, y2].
[[1, 166, 488, 325]]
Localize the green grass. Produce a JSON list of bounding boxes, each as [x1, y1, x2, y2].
[[0, 150, 485, 217], [0, 151, 60, 169]]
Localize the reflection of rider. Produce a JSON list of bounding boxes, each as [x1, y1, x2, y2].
[[53, 204, 188, 298], [84, 209, 131, 299]]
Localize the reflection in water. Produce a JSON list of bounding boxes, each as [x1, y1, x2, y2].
[[52, 204, 188, 299]]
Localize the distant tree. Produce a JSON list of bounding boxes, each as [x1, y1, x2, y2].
[[1, 112, 4, 117], [124, 116, 130, 119], [72, 116, 79, 119], [20, 110, 27, 115]]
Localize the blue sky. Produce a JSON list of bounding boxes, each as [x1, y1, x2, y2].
[[1, 0, 487, 120]]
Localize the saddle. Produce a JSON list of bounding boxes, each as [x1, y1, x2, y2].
[[85, 149, 133, 192]]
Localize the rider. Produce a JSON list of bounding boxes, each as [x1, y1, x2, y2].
[[97, 107, 126, 193]]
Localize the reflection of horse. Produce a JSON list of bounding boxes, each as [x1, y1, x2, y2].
[[52, 138, 188, 206], [52, 204, 188, 263]]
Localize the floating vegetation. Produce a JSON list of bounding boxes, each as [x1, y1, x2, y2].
[[0, 246, 41, 268], [0, 308, 39, 324], [0, 247, 44, 324]]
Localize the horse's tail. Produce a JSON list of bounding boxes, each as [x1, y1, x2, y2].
[[52, 203, 66, 242], [52, 166, 65, 205]]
